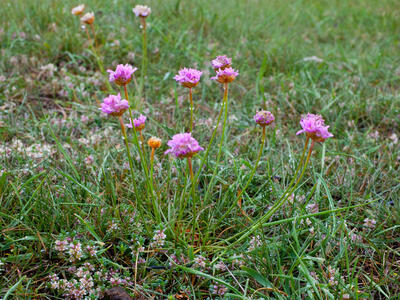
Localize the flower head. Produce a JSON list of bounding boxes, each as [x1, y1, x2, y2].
[[148, 137, 162, 149], [254, 110, 275, 127], [165, 133, 204, 158], [174, 68, 202, 88], [81, 12, 94, 25], [211, 67, 238, 84], [71, 4, 85, 16], [100, 93, 129, 117], [133, 5, 151, 17], [127, 115, 146, 131], [211, 55, 232, 70], [296, 113, 333, 142], [107, 64, 137, 86]]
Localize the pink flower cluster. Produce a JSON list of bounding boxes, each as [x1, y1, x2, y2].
[[296, 113, 333, 142], [254, 110, 275, 127], [165, 133, 204, 158], [126, 114, 146, 130], [100, 94, 129, 117], [211, 66, 239, 84], [174, 68, 202, 88], [107, 64, 137, 86], [211, 55, 232, 70], [211, 55, 238, 84]]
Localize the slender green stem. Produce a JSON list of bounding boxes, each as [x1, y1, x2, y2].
[[189, 88, 193, 132], [187, 157, 197, 241], [118, 116, 138, 201], [203, 83, 229, 201], [215, 125, 267, 225], [219, 140, 315, 250], [140, 131, 146, 160], [139, 17, 147, 108], [150, 148, 155, 174], [85, 25, 112, 92], [90, 23, 98, 49], [194, 88, 226, 183], [124, 85, 159, 221], [149, 147, 160, 220]]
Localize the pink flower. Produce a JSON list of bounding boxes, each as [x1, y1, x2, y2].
[[165, 133, 204, 158], [296, 113, 333, 142], [100, 93, 129, 117], [211, 55, 232, 70], [254, 110, 275, 126], [133, 5, 151, 17], [107, 64, 137, 86], [126, 115, 146, 130], [211, 67, 238, 84], [174, 68, 202, 88]]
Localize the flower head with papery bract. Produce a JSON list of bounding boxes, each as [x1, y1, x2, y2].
[[211, 55, 232, 70], [127, 115, 146, 131], [296, 113, 333, 142], [71, 4, 85, 16], [211, 67, 238, 84], [133, 5, 151, 17], [165, 133, 204, 158], [254, 110, 275, 127], [148, 137, 162, 149], [100, 93, 129, 117], [107, 64, 137, 86], [81, 12, 94, 24], [174, 68, 202, 88]]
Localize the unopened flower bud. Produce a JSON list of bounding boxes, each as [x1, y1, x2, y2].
[[148, 137, 162, 149]]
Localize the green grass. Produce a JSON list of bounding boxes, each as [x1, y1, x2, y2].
[[1, 0, 399, 298]]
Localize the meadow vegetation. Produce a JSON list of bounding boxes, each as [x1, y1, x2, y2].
[[0, 0, 399, 299]]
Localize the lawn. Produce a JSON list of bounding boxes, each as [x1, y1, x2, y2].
[[0, 0, 399, 299]]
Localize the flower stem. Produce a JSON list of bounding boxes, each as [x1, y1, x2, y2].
[[194, 86, 225, 182], [216, 126, 267, 224], [123, 84, 133, 108], [203, 83, 229, 202], [90, 23, 98, 49], [189, 87, 194, 132], [124, 86, 159, 221], [140, 131, 146, 159], [139, 17, 147, 108], [149, 147, 158, 197], [187, 157, 197, 241], [118, 116, 138, 201], [85, 27, 91, 42], [220, 139, 315, 250], [85, 26, 112, 92]]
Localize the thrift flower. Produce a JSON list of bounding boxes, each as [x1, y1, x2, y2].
[[174, 68, 202, 88], [100, 93, 129, 117], [211, 67, 239, 84], [107, 64, 137, 86], [148, 137, 162, 149], [211, 55, 232, 70], [133, 5, 151, 17], [126, 115, 146, 130], [363, 218, 376, 229], [71, 4, 85, 16], [165, 133, 204, 158], [296, 113, 333, 142], [254, 110, 275, 127], [81, 12, 94, 24]]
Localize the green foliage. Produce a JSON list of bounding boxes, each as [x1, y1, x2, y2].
[[0, 0, 399, 298]]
